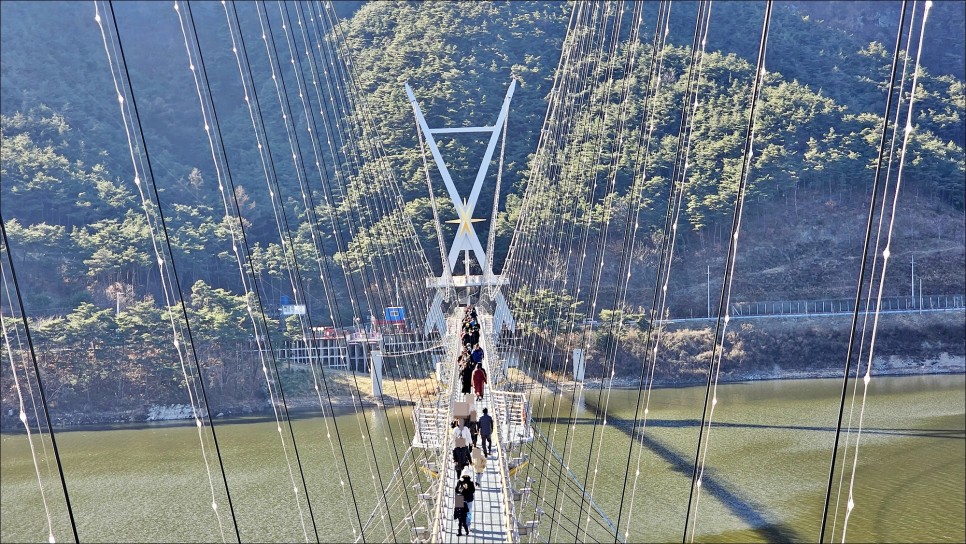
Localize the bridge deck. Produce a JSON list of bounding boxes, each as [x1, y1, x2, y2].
[[434, 313, 514, 543], [437, 393, 510, 542]]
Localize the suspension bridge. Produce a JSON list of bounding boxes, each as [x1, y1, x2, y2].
[[1, 1, 960, 543]]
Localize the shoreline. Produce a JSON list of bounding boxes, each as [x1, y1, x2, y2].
[[574, 365, 966, 391], [2, 359, 962, 433], [578, 352, 966, 389]]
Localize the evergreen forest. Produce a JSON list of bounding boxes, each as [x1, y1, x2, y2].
[[1, 1, 963, 418]]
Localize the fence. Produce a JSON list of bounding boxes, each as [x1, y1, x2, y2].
[[727, 294, 965, 318], [273, 337, 360, 370]]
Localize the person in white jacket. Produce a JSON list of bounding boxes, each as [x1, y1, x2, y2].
[[452, 419, 472, 477]]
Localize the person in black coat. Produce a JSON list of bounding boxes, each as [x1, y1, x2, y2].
[[456, 475, 476, 503], [454, 498, 469, 536], [460, 362, 473, 394], [456, 474, 476, 531]]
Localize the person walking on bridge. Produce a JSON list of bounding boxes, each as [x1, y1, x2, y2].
[[452, 419, 472, 477], [467, 325, 480, 347], [460, 362, 473, 395], [472, 362, 487, 401], [454, 495, 469, 537], [471, 446, 487, 485], [456, 474, 476, 532], [479, 408, 494, 458], [471, 344, 484, 364]]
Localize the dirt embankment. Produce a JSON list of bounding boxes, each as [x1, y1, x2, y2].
[[519, 311, 965, 387]]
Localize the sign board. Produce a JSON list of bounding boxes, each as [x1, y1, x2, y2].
[[280, 304, 306, 316], [384, 307, 406, 322]]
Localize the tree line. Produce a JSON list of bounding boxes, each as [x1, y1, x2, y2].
[[1, 1, 963, 413]]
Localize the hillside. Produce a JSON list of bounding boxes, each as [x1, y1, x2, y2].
[[1, 1, 963, 419]]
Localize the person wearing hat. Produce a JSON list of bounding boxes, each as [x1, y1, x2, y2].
[[456, 473, 476, 531]]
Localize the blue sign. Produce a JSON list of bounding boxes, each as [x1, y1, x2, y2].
[[384, 307, 406, 322], [280, 295, 291, 306]]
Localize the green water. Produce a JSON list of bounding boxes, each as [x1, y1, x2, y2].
[[527, 374, 965, 543], [1, 375, 963, 543]]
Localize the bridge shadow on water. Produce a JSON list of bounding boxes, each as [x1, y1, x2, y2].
[[535, 406, 963, 541], [531, 416, 966, 440], [539, 401, 810, 542]]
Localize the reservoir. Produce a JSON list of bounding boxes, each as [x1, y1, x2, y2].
[[2, 374, 963, 543]]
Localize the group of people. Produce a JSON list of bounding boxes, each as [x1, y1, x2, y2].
[[452, 306, 495, 537], [451, 411, 494, 536], [459, 307, 488, 401], [451, 409, 494, 472]]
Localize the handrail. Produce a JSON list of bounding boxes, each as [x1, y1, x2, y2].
[[429, 314, 463, 541], [482, 315, 519, 542], [492, 399, 518, 542]]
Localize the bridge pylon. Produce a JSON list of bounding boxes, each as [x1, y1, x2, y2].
[[405, 81, 517, 338]]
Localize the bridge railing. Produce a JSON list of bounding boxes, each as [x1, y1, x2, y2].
[[495, 417, 519, 543], [429, 313, 465, 542], [487, 356, 525, 542], [483, 332, 521, 543], [412, 399, 448, 449], [490, 391, 533, 447]]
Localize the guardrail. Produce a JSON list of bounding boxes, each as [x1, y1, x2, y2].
[[412, 399, 448, 449], [483, 326, 520, 543], [727, 294, 965, 318], [490, 391, 533, 447], [494, 411, 519, 543], [483, 316, 533, 542]]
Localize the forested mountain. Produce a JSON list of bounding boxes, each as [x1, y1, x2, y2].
[[1, 1, 963, 412]]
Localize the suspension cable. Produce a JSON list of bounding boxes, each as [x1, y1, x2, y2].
[[0, 216, 79, 544], [819, 2, 911, 540], [683, 3, 773, 541], [100, 3, 239, 540], [836, 3, 932, 541]]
